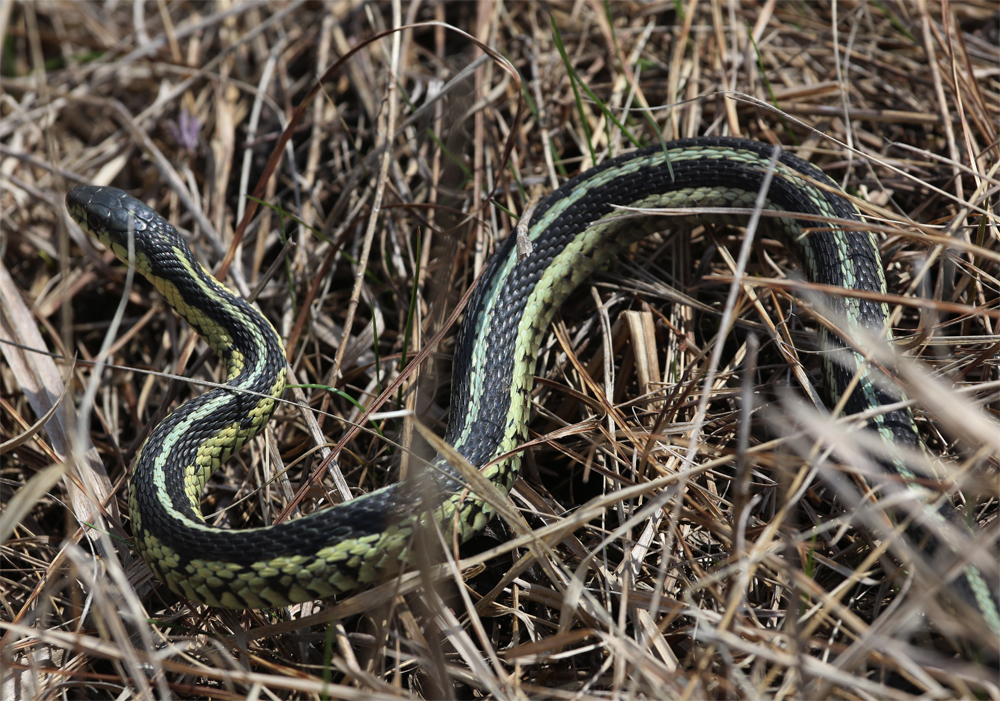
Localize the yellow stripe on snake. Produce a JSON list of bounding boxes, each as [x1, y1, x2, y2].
[[67, 137, 999, 645]]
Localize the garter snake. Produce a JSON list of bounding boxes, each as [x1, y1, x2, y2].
[[67, 136, 999, 638]]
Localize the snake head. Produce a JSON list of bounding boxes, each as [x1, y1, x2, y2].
[[66, 185, 174, 259]]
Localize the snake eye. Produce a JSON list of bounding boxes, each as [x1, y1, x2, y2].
[[87, 213, 101, 231]]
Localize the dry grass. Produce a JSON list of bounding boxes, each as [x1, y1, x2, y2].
[[2, 1, 999, 699]]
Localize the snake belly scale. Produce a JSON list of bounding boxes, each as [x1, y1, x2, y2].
[[67, 136, 998, 634]]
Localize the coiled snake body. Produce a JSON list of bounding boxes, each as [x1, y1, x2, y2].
[[68, 137, 998, 636]]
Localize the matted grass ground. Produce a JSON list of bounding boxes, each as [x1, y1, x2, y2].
[[2, 1, 998, 699]]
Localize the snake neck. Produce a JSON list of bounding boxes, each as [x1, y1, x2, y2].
[[147, 246, 280, 384], [131, 238, 287, 521]]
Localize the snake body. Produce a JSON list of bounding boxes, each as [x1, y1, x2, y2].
[[68, 137, 998, 635]]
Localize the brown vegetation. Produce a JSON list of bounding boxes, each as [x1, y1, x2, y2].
[[2, 1, 998, 698]]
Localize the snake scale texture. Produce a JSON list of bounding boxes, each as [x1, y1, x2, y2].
[[67, 137, 998, 644]]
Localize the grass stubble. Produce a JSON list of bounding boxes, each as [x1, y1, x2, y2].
[[1, 1, 998, 699]]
